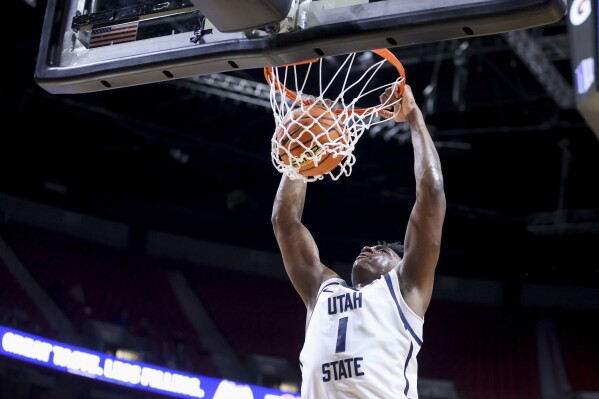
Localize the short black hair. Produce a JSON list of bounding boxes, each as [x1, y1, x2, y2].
[[378, 240, 404, 257]]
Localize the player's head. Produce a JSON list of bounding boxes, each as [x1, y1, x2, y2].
[[351, 241, 404, 287]]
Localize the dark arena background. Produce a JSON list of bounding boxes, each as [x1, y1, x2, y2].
[[1, 0, 599, 398]]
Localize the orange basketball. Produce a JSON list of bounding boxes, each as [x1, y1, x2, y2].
[[275, 105, 347, 177]]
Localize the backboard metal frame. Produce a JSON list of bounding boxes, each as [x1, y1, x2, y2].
[[35, 0, 568, 94]]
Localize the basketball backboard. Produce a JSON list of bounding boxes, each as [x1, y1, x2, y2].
[[35, 0, 568, 94]]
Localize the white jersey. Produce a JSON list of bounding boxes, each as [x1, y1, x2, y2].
[[299, 270, 424, 399]]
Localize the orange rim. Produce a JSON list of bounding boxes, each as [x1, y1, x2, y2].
[[264, 48, 406, 116]]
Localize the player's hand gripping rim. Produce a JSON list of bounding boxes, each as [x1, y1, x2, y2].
[[378, 83, 416, 123]]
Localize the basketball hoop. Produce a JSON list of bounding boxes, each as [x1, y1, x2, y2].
[[264, 48, 406, 182]]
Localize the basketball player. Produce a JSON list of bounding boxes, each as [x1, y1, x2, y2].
[[271, 84, 446, 398]]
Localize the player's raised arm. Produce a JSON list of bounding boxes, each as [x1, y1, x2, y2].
[[271, 174, 338, 309], [383, 84, 447, 318]]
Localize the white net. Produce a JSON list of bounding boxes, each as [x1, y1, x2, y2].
[[266, 50, 405, 182]]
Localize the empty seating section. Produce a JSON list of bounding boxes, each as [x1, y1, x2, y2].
[[190, 264, 305, 365], [419, 301, 541, 399], [0, 222, 216, 376], [0, 259, 52, 336]]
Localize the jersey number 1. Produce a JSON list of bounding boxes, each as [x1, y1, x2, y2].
[[335, 316, 348, 353]]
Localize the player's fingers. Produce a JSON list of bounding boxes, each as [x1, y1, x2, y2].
[[380, 86, 393, 105], [378, 109, 398, 120]]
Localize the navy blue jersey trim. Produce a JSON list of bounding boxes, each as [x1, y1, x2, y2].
[[384, 273, 423, 346], [315, 280, 342, 304], [403, 341, 414, 396]]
